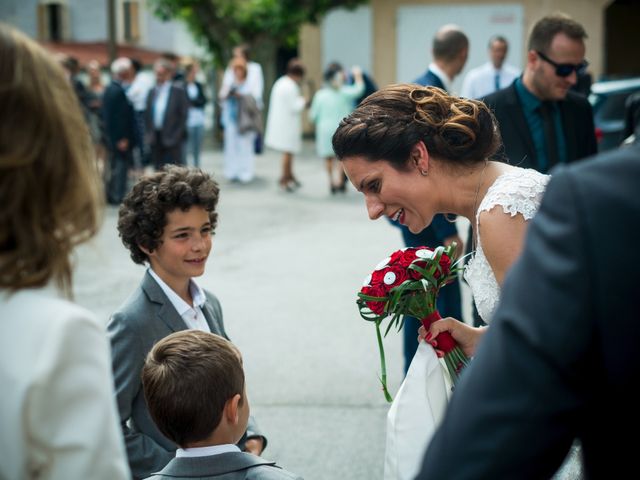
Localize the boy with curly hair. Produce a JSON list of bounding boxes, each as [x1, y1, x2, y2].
[[142, 330, 301, 480], [108, 166, 266, 479]]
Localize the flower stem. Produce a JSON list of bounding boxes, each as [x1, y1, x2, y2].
[[375, 320, 393, 402]]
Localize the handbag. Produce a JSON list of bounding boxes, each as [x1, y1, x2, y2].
[[237, 94, 263, 135]]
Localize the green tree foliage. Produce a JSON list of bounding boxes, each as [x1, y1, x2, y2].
[[149, 0, 367, 68]]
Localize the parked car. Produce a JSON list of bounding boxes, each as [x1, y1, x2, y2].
[[589, 77, 640, 151]]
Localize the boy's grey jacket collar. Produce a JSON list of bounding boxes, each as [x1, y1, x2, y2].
[[141, 270, 218, 334], [152, 452, 276, 477]]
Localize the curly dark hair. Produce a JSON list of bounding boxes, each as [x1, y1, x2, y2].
[[332, 84, 501, 170], [118, 166, 220, 265]]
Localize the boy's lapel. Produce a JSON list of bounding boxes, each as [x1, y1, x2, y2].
[[141, 271, 189, 333], [201, 299, 224, 336]]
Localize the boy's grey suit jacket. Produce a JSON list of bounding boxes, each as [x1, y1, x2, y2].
[[145, 452, 303, 480], [108, 271, 265, 480]]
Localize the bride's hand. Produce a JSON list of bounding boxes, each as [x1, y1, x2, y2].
[[418, 318, 487, 358]]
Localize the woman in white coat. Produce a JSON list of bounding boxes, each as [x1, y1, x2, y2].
[[264, 58, 307, 192], [0, 24, 130, 480]]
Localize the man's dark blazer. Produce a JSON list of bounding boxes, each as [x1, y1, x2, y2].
[[417, 146, 640, 479], [146, 452, 302, 480], [414, 69, 445, 91], [108, 271, 265, 480], [483, 81, 597, 172], [102, 80, 136, 150], [145, 83, 189, 148]]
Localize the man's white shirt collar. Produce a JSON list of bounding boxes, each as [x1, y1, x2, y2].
[[429, 62, 453, 92]]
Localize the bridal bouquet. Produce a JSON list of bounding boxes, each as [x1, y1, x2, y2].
[[358, 244, 469, 401]]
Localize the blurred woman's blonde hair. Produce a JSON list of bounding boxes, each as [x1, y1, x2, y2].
[[0, 23, 102, 297]]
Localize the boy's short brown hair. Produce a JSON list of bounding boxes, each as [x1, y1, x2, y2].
[[141, 330, 245, 447]]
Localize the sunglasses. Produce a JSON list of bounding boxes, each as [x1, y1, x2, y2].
[[536, 51, 589, 77]]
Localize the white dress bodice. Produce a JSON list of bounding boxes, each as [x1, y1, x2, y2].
[[463, 168, 550, 323]]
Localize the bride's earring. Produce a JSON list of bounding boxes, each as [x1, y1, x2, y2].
[[420, 169, 428, 176]]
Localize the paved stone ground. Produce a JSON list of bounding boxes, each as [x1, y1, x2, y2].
[[73, 141, 471, 479]]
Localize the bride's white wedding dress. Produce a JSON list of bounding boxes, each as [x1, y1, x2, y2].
[[385, 168, 581, 480], [464, 168, 548, 324]]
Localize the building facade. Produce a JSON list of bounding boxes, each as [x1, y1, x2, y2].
[[0, 0, 205, 66], [300, 0, 614, 95]]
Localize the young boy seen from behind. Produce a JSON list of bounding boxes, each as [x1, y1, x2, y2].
[[142, 330, 302, 480]]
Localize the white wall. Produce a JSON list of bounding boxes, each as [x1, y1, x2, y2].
[[396, 3, 524, 94], [70, 0, 107, 41], [0, 0, 39, 38], [321, 5, 373, 76], [142, 9, 206, 57]]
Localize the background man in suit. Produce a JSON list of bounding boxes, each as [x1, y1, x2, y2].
[[108, 167, 266, 479], [461, 35, 520, 99], [417, 145, 640, 479], [414, 24, 469, 93], [483, 14, 597, 173], [396, 25, 469, 373], [102, 57, 136, 205], [145, 58, 190, 169]]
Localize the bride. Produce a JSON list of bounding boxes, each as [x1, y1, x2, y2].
[[332, 84, 579, 479]]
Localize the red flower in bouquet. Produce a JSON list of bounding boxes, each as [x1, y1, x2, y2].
[[357, 244, 469, 402]]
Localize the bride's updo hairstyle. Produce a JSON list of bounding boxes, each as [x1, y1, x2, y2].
[[332, 84, 501, 170]]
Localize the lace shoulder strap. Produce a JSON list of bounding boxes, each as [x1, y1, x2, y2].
[[476, 168, 550, 223]]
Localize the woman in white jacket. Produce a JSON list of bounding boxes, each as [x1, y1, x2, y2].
[[264, 58, 307, 192], [0, 24, 130, 480]]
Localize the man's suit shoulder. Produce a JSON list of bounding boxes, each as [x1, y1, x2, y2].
[[413, 70, 444, 89], [563, 90, 593, 114], [482, 83, 517, 108], [553, 144, 640, 194]]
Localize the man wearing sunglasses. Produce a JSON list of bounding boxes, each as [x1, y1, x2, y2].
[[483, 14, 597, 173]]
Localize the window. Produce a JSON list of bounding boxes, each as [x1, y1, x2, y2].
[[47, 3, 61, 40], [37, 2, 68, 42], [123, 1, 140, 42]]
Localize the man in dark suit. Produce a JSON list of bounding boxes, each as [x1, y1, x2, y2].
[[102, 57, 137, 205], [397, 25, 469, 373], [414, 24, 469, 93], [145, 58, 190, 169], [483, 14, 597, 173], [417, 145, 640, 479]]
